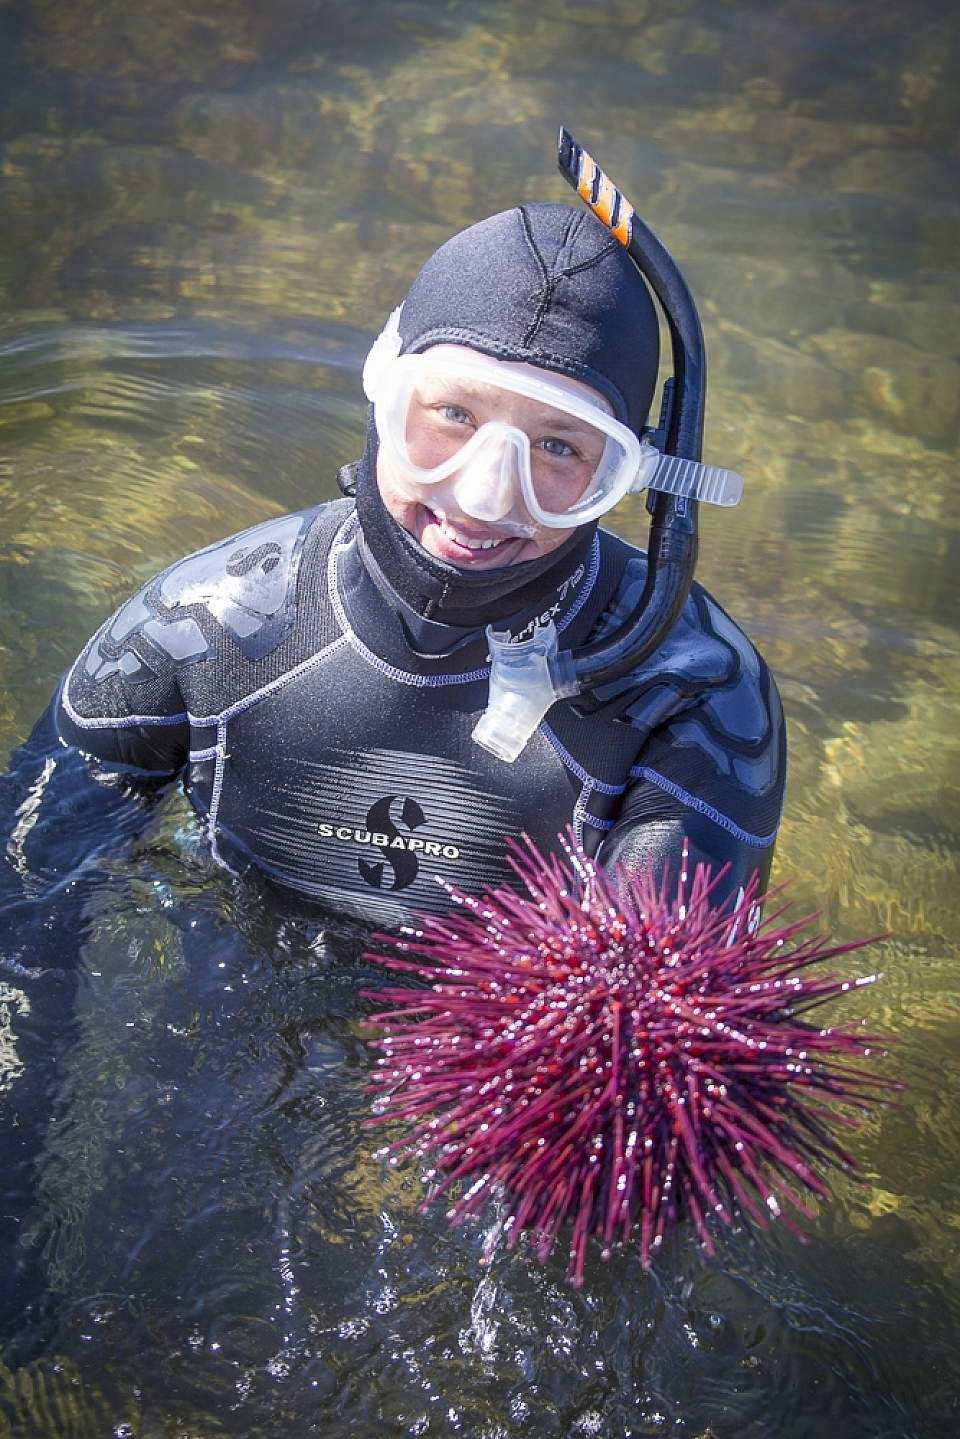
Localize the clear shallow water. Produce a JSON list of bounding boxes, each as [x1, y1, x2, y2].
[[0, 1, 958, 1434]]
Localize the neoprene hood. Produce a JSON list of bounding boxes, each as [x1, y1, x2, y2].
[[395, 203, 660, 436], [353, 201, 663, 628]]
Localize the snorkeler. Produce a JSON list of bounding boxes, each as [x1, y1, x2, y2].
[[48, 136, 785, 925]]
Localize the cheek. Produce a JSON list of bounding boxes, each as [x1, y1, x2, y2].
[[405, 409, 463, 469], [530, 457, 594, 512], [376, 454, 419, 529], [537, 474, 591, 514]]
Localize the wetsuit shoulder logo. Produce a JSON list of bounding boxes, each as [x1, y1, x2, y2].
[[80, 511, 315, 687], [316, 794, 461, 891], [157, 511, 312, 661]]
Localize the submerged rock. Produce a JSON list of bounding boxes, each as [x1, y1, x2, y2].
[[809, 328, 960, 447], [711, 320, 854, 421]]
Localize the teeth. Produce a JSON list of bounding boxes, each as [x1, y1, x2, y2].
[[437, 518, 503, 551]]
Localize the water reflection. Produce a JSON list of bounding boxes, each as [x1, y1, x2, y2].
[[1, 0, 958, 1434]]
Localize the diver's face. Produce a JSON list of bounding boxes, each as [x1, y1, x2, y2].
[[375, 352, 611, 570]]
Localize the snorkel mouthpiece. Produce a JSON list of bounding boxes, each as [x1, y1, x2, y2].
[[473, 621, 577, 763], [474, 129, 731, 761]]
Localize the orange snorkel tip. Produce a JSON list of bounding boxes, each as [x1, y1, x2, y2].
[[557, 126, 634, 248]]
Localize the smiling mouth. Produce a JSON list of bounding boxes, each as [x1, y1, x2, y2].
[[424, 509, 520, 554], [435, 516, 506, 551]]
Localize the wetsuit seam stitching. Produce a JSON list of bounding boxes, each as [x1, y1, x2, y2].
[[573, 783, 590, 848], [519, 206, 555, 349], [541, 722, 626, 793], [60, 668, 189, 731], [557, 240, 620, 279], [208, 719, 229, 859], [572, 782, 616, 840], [191, 635, 350, 726], [65, 637, 350, 734], [62, 706, 189, 729], [628, 765, 780, 846], [555, 211, 579, 269], [557, 534, 600, 632]]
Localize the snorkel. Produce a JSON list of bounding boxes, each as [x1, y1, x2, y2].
[[473, 130, 732, 760]]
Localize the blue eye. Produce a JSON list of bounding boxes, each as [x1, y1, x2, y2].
[[440, 404, 473, 425], [539, 436, 576, 458]]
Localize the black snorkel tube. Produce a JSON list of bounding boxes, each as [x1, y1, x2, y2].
[[554, 127, 703, 702], [473, 131, 738, 761]]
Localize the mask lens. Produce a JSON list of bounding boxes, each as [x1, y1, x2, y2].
[[526, 411, 628, 520], [377, 354, 637, 524], [403, 375, 481, 472]]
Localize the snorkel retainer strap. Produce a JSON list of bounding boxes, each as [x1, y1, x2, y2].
[[554, 127, 703, 702]]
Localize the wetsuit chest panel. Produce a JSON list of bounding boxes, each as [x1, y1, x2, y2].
[[212, 646, 585, 921]]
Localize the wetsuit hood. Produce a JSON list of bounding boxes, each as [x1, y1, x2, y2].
[[354, 202, 659, 627], [397, 203, 660, 435]]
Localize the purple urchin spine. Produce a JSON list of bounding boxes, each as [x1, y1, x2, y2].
[[363, 836, 899, 1286]]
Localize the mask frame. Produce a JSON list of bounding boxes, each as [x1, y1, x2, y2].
[[364, 336, 660, 532]]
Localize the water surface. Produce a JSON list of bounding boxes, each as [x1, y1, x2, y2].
[[1, 1, 958, 1434]]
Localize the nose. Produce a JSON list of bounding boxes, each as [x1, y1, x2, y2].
[[450, 429, 522, 522]]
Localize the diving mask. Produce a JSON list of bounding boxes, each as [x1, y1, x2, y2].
[[362, 310, 742, 539]]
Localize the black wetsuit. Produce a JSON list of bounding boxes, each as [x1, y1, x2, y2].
[[56, 496, 786, 926]]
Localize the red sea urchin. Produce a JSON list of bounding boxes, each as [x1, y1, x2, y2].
[[364, 838, 897, 1285]]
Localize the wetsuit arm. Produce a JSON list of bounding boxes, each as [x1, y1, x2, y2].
[[0, 704, 176, 1350], [56, 689, 188, 778], [0, 700, 173, 964], [53, 578, 191, 780], [3, 570, 191, 932], [600, 810, 776, 909], [598, 665, 786, 910]]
